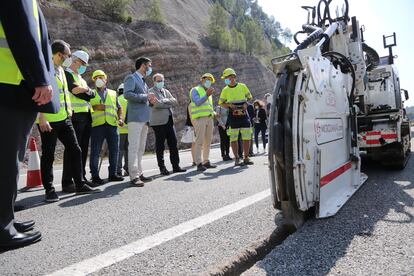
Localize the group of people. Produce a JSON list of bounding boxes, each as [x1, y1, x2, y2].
[[0, 0, 270, 251]]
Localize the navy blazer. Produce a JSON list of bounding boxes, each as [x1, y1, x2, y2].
[[123, 72, 151, 123], [0, 0, 59, 113]]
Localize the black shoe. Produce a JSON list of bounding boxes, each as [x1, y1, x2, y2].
[[0, 231, 42, 251], [91, 176, 105, 186], [191, 162, 196, 167], [140, 175, 153, 182], [197, 164, 207, 172], [14, 221, 35, 233], [244, 158, 254, 165], [76, 184, 100, 195], [109, 175, 124, 182], [223, 156, 233, 161], [131, 178, 145, 187], [160, 167, 170, 176], [173, 167, 187, 173], [124, 171, 129, 176], [203, 162, 217, 169], [45, 190, 59, 203], [82, 179, 93, 186], [62, 184, 76, 193]]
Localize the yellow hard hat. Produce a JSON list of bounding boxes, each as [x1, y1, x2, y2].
[[221, 68, 236, 79], [201, 73, 215, 84], [92, 70, 107, 80]]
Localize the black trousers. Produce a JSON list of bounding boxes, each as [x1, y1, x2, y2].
[[218, 126, 230, 157], [0, 106, 36, 241], [254, 123, 267, 149], [62, 112, 91, 185], [39, 118, 83, 192], [152, 116, 180, 169]]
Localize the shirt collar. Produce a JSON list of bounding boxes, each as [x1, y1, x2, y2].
[[135, 71, 144, 79]]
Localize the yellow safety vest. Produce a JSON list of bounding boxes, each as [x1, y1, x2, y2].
[[67, 71, 91, 113], [90, 89, 118, 128], [189, 85, 214, 120], [42, 66, 72, 122], [0, 0, 40, 85], [118, 94, 128, 134]]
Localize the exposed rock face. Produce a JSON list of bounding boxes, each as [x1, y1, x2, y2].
[[32, 0, 275, 156]]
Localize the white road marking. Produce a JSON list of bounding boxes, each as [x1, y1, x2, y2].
[[47, 189, 271, 276]]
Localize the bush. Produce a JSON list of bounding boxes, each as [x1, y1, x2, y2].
[[102, 0, 132, 22], [146, 0, 165, 24]]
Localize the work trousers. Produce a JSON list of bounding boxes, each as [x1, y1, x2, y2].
[[90, 124, 119, 178], [117, 133, 129, 175], [0, 106, 36, 241], [39, 118, 83, 192], [152, 116, 180, 169], [62, 112, 91, 184], [218, 125, 230, 158], [128, 122, 148, 180], [254, 123, 267, 149], [193, 116, 214, 165]]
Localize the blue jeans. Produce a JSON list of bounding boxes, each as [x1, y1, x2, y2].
[[90, 124, 119, 178]]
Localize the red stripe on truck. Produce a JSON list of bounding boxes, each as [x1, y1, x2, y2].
[[320, 162, 353, 188]]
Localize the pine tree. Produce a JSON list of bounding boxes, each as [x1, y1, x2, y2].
[[146, 0, 164, 24]]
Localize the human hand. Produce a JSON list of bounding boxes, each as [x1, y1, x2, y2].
[[118, 119, 124, 127], [33, 85, 53, 106], [207, 87, 215, 96], [39, 117, 52, 132]]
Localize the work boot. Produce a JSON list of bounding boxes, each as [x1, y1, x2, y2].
[[244, 158, 254, 165]]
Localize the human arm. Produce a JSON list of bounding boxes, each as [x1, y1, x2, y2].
[[124, 75, 149, 103], [153, 89, 177, 109], [65, 72, 95, 101]]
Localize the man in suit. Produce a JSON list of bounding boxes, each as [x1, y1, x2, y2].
[[148, 73, 186, 175], [0, 0, 60, 250], [124, 57, 155, 186]]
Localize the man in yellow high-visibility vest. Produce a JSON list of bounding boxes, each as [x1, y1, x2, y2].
[[89, 70, 125, 185], [0, 0, 59, 250], [37, 40, 99, 203], [63, 50, 96, 187], [117, 83, 129, 176]]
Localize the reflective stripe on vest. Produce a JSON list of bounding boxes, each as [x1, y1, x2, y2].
[[118, 94, 128, 134], [189, 86, 214, 120], [67, 71, 90, 113], [43, 67, 72, 122], [90, 89, 118, 127], [0, 0, 40, 85]]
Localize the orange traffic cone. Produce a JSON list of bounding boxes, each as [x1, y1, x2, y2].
[[21, 137, 43, 191]]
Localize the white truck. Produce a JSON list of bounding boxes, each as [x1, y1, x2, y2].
[[267, 0, 410, 227]]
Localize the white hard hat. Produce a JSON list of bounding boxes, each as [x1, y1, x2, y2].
[[118, 83, 124, 91], [72, 50, 89, 64]]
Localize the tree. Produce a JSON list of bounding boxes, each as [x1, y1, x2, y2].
[[102, 0, 132, 22], [241, 18, 263, 54], [208, 3, 230, 48], [281, 28, 293, 44], [146, 0, 164, 24]]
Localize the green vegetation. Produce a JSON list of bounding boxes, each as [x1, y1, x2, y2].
[[146, 0, 165, 24], [102, 0, 133, 23], [47, 0, 71, 9], [207, 0, 292, 64]]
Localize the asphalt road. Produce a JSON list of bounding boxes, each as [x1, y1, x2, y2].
[[2, 147, 278, 275], [244, 138, 414, 275]]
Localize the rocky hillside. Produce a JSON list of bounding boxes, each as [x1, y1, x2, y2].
[[32, 0, 276, 155]]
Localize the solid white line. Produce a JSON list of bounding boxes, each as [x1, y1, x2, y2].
[[46, 189, 271, 276]]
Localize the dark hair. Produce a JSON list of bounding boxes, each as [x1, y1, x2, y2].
[[135, 57, 151, 70], [254, 100, 264, 108], [51, 40, 70, 55]]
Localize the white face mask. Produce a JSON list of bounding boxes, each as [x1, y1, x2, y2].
[[95, 78, 106, 88], [62, 57, 72, 67]]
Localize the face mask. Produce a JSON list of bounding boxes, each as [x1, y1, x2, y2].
[[224, 78, 231, 86], [155, 81, 164, 89], [78, 65, 87, 75], [204, 80, 212, 89], [95, 78, 106, 88], [146, 67, 153, 77], [62, 57, 72, 67]]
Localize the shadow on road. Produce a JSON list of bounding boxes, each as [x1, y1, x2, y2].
[[254, 154, 414, 275]]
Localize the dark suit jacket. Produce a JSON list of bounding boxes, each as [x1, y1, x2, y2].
[[0, 0, 59, 113]]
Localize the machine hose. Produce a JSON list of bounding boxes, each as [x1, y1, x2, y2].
[[362, 42, 380, 71]]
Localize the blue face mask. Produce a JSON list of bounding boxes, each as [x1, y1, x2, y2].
[[146, 67, 153, 77], [155, 81, 164, 89], [78, 65, 87, 75], [224, 78, 231, 86], [204, 80, 212, 89]]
